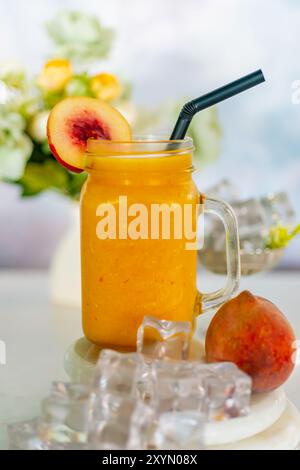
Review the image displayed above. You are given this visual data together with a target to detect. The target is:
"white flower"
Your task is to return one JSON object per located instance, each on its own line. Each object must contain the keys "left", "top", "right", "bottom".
{"left": 0, "top": 80, "right": 16, "bottom": 105}
{"left": 0, "top": 62, "right": 41, "bottom": 118}
{"left": 0, "top": 108, "right": 33, "bottom": 180}
{"left": 0, "top": 62, "right": 26, "bottom": 90}
{"left": 27, "top": 111, "right": 50, "bottom": 143}
{"left": 46, "top": 11, "right": 113, "bottom": 64}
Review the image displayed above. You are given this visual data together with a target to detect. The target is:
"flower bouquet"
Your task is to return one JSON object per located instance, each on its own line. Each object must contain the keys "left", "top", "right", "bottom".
{"left": 0, "top": 10, "right": 134, "bottom": 200}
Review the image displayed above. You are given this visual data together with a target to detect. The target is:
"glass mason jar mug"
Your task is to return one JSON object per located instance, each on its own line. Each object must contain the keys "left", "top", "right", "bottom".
{"left": 80, "top": 136, "right": 240, "bottom": 349}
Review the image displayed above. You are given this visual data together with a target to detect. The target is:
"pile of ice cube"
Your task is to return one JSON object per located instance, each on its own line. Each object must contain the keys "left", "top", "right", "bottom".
{"left": 206, "top": 179, "right": 295, "bottom": 252}
{"left": 8, "top": 317, "right": 252, "bottom": 450}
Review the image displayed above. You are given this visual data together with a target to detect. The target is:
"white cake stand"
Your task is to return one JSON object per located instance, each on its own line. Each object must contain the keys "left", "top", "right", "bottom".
{"left": 64, "top": 338, "right": 300, "bottom": 450}
{"left": 209, "top": 400, "right": 300, "bottom": 450}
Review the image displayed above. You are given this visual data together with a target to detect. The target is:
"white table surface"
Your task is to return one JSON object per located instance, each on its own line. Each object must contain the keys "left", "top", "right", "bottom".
{"left": 0, "top": 269, "right": 299, "bottom": 450}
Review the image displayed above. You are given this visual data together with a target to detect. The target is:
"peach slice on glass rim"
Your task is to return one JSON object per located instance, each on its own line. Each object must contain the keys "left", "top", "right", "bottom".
{"left": 47, "top": 96, "right": 132, "bottom": 173}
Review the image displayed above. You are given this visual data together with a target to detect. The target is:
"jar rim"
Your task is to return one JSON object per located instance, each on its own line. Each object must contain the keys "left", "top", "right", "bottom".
{"left": 86, "top": 135, "right": 193, "bottom": 157}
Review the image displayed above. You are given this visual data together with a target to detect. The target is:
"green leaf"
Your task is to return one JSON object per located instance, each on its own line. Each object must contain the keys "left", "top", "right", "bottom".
{"left": 17, "top": 159, "right": 69, "bottom": 196}
{"left": 290, "top": 224, "right": 300, "bottom": 239}
{"left": 65, "top": 74, "right": 93, "bottom": 97}
{"left": 27, "top": 143, "right": 49, "bottom": 164}
{"left": 42, "top": 90, "right": 65, "bottom": 110}
{"left": 41, "top": 141, "right": 52, "bottom": 155}
{"left": 265, "top": 223, "right": 300, "bottom": 249}
{"left": 66, "top": 172, "right": 87, "bottom": 200}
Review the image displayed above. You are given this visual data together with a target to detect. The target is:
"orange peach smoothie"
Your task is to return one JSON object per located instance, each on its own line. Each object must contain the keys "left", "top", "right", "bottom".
{"left": 80, "top": 141, "right": 199, "bottom": 349}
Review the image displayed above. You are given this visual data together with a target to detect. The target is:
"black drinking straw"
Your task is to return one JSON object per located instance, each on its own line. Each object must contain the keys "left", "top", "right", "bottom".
{"left": 170, "top": 69, "right": 265, "bottom": 140}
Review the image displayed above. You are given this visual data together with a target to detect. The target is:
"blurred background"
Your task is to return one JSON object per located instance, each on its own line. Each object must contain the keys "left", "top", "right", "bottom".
{"left": 0, "top": 0, "right": 300, "bottom": 271}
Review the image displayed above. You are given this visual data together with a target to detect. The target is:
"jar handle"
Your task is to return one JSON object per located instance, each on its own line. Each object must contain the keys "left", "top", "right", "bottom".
{"left": 196, "top": 196, "right": 240, "bottom": 314}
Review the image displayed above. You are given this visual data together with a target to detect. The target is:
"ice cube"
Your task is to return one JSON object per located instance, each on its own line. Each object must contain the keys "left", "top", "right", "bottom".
{"left": 260, "top": 191, "right": 295, "bottom": 227}
{"left": 153, "top": 411, "right": 204, "bottom": 450}
{"left": 93, "top": 349, "right": 154, "bottom": 402}
{"left": 152, "top": 361, "right": 206, "bottom": 414}
{"left": 201, "top": 362, "right": 252, "bottom": 420}
{"left": 89, "top": 398, "right": 154, "bottom": 450}
{"left": 137, "top": 316, "right": 191, "bottom": 361}
{"left": 206, "top": 198, "right": 267, "bottom": 251}
{"left": 90, "top": 349, "right": 155, "bottom": 449}
{"left": 40, "top": 382, "right": 92, "bottom": 446}
{"left": 8, "top": 418, "right": 45, "bottom": 450}
{"left": 152, "top": 361, "right": 251, "bottom": 420}
{"left": 205, "top": 191, "right": 295, "bottom": 252}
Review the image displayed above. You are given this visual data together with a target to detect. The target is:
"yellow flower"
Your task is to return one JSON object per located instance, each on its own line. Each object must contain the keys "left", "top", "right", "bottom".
{"left": 37, "top": 59, "right": 73, "bottom": 92}
{"left": 90, "top": 73, "right": 122, "bottom": 102}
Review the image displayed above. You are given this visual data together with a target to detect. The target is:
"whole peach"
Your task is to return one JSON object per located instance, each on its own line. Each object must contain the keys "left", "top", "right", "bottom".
{"left": 205, "top": 291, "right": 296, "bottom": 393}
